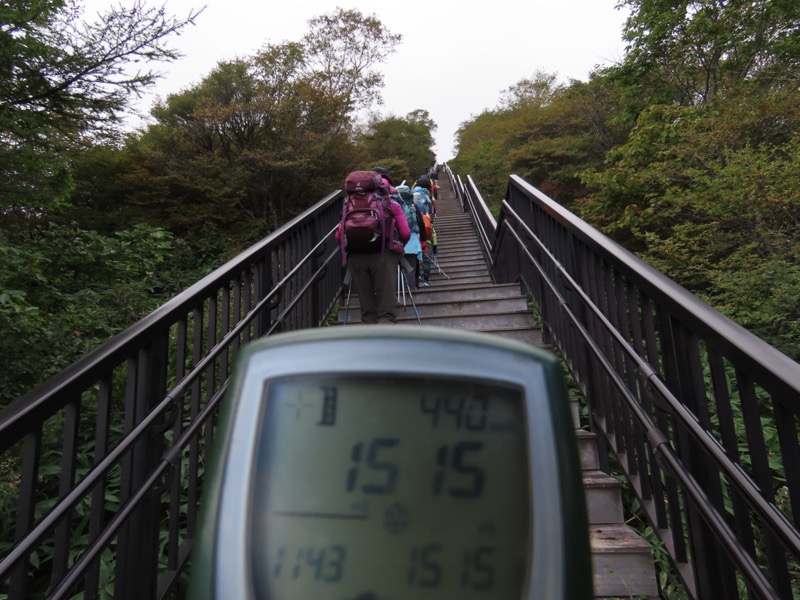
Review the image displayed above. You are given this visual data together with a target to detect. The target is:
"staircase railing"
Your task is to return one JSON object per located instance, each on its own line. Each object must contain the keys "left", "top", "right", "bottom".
{"left": 447, "top": 166, "right": 800, "bottom": 600}
{"left": 6, "top": 164, "right": 800, "bottom": 600}
{"left": 0, "top": 191, "right": 345, "bottom": 600}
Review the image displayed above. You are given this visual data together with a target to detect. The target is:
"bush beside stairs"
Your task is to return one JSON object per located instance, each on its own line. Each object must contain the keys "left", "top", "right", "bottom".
{"left": 337, "top": 177, "right": 659, "bottom": 599}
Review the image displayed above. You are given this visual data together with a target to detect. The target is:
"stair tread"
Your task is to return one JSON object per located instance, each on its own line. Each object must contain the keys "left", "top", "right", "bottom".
{"left": 590, "top": 524, "right": 652, "bottom": 552}
{"left": 583, "top": 470, "right": 623, "bottom": 488}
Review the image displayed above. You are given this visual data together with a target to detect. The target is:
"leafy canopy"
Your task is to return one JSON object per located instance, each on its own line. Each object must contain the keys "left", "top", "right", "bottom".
{"left": 0, "top": 0, "right": 200, "bottom": 209}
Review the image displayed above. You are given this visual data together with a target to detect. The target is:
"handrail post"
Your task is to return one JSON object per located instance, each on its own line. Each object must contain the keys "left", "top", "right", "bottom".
{"left": 115, "top": 334, "right": 168, "bottom": 600}
{"left": 310, "top": 215, "right": 321, "bottom": 326}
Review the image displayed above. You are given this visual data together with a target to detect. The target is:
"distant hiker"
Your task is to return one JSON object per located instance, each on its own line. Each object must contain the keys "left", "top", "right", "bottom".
{"left": 414, "top": 173, "right": 437, "bottom": 215}
{"left": 396, "top": 184, "right": 426, "bottom": 290}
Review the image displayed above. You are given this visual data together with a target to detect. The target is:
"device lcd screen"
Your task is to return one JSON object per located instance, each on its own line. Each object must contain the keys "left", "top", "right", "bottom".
{"left": 248, "top": 374, "right": 531, "bottom": 599}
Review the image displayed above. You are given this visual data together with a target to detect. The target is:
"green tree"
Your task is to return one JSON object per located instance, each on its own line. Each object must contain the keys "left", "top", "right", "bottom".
{"left": 577, "top": 88, "right": 800, "bottom": 358}
{"left": 498, "top": 69, "right": 563, "bottom": 110}
{"left": 302, "top": 8, "right": 402, "bottom": 117}
{"left": 616, "top": 0, "right": 800, "bottom": 106}
{"left": 452, "top": 71, "right": 628, "bottom": 206}
{"left": 451, "top": 109, "right": 515, "bottom": 206}
{"left": 504, "top": 72, "right": 629, "bottom": 203}
{"left": 362, "top": 111, "right": 436, "bottom": 181}
{"left": 0, "top": 222, "right": 196, "bottom": 405}
{"left": 0, "top": 0, "right": 200, "bottom": 210}
{"left": 127, "top": 8, "right": 401, "bottom": 238}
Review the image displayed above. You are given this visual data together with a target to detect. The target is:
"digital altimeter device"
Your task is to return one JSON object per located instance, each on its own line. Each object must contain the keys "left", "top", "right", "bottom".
{"left": 189, "top": 326, "right": 592, "bottom": 599}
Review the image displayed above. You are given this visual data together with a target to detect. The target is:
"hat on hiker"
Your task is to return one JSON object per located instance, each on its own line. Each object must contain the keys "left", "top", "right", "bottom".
{"left": 372, "top": 166, "right": 393, "bottom": 185}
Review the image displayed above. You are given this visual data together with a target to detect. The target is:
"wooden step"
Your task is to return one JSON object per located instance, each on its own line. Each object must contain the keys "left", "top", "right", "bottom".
{"left": 482, "top": 327, "right": 543, "bottom": 345}
{"left": 427, "top": 254, "right": 486, "bottom": 267}
{"left": 583, "top": 470, "right": 624, "bottom": 525}
{"left": 410, "top": 282, "right": 522, "bottom": 303}
{"left": 424, "top": 263, "right": 489, "bottom": 278}
{"left": 344, "top": 295, "right": 528, "bottom": 320}
{"left": 590, "top": 524, "right": 660, "bottom": 598}
{"left": 341, "top": 307, "right": 537, "bottom": 330}
{"left": 425, "top": 274, "right": 494, "bottom": 287}
{"left": 576, "top": 429, "right": 601, "bottom": 471}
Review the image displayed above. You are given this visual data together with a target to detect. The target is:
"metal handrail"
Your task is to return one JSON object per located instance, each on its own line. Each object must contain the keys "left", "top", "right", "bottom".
{"left": 496, "top": 199, "right": 798, "bottom": 598}
{"left": 453, "top": 167, "right": 800, "bottom": 600}
{"left": 446, "top": 169, "right": 496, "bottom": 281}
{"left": 4, "top": 163, "right": 800, "bottom": 600}
{"left": 0, "top": 190, "right": 346, "bottom": 599}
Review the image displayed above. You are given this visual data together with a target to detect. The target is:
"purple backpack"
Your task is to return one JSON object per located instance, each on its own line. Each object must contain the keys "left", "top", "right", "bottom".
{"left": 339, "top": 171, "right": 395, "bottom": 263}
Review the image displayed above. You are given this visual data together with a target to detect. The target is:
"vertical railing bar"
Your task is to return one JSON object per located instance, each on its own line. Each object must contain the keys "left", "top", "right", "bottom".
{"left": 641, "top": 294, "right": 672, "bottom": 520}
{"left": 707, "top": 352, "right": 757, "bottom": 562}
{"left": 627, "top": 283, "right": 651, "bottom": 499}
{"left": 736, "top": 372, "right": 775, "bottom": 500}
{"left": 582, "top": 251, "right": 604, "bottom": 412}
{"left": 302, "top": 226, "right": 310, "bottom": 328}
{"left": 290, "top": 233, "right": 298, "bottom": 330}
{"left": 51, "top": 398, "right": 81, "bottom": 586}
{"left": 232, "top": 273, "right": 242, "bottom": 355}
{"left": 206, "top": 295, "right": 218, "bottom": 400}
{"left": 603, "top": 262, "right": 626, "bottom": 450}
{"left": 185, "top": 305, "right": 204, "bottom": 558}
{"left": 253, "top": 255, "right": 265, "bottom": 337}
{"left": 167, "top": 391, "right": 184, "bottom": 573}
{"left": 640, "top": 293, "right": 661, "bottom": 374}
{"left": 114, "top": 356, "right": 138, "bottom": 596}
{"left": 220, "top": 285, "right": 231, "bottom": 390}
{"left": 595, "top": 257, "right": 617, "bottom": 437}
{"left": 176, "top": 319, "right": 187, "bottom": 385}
{"left": 653, "top": 306, "right": 690, "bottom": 565}
{"left": 584, "top": 250, "right": 612, "bottom": 470}
{"left": 245, "top": 265, "right": 254, "bottom": 341}
{"left": 772, "top": 401, "right": 800, "bottom": 525}
{"left": 736, "top": 372, "right": 792, "bottom": 597}
{"left": 645, "top": 424, "right": 668, "bottom": 529}
{"left": 614, "top": 272, "right": 637, "bottom": 475}
{"left": 685, "top": 331, "right": 739, "bottom": 599}
{"left": 85, "top": 376, "right": 113, "bottom": 597}
{"left": 9, "top": 429, "right": 43, "bottom": 599}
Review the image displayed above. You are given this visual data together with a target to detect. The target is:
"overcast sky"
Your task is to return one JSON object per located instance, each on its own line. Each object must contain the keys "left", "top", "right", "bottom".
{"left": 94, "top": 0, "right": 631, "bottom": 160}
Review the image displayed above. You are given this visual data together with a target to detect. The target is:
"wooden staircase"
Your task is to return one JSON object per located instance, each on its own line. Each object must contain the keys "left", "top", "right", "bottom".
{"left": 338, "top": 176, "right": 659, "bottom": 599}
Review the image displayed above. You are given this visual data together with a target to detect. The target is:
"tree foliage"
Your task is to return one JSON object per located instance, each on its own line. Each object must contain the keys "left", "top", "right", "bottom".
{"left": 302, "top": 8, "right": 401, "bottom": 116}
{"left": 576, "top": 91, "right": 800, "bottom": 357}
{"left": 451, "top": 0, "right": 800, "bottom": 359}
{"left": 576, "top": 0, "right": 800, "bottom": 359}
{"left": 452, "top": 70, "right": 628, "bottom": 206}
{"left": 0, "top": 221, "right": 200, "bottom": 405}
{"left": 0, "top": 0, "right": 199, "bottom": 209}
{"left": 119, "top": 7, "right": 403, "bottom": 238}
{"left": 1, "top": 5, "right": 414, "bottom": 402}
{"left": 617, "top": 0, "right": 800, "bottom": 105}
{"left": 361, "top": 110, "right": 436, "bottom": 182}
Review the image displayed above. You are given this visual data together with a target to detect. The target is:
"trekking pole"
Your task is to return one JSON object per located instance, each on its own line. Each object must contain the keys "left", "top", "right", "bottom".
{"left": 342, "top": 269, "right": 353, "bottom": 325}
{"left": 396, "top": 263, "right": 407, "bottom": 306}
{"left": 398, "top": 258, "right": 422, "bottom": 325}
{"left": 425, "top": 252, "right": 451, "bottom": 279}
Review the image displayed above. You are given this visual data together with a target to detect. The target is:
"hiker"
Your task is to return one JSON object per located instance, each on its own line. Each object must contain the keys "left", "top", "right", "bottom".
{"left": 412, "top": 191, "right": 433, "bottom": 287}
{"left": 396, "top": 184, "right": 426, "bottom": 290}
{"left": 336, "top": 170, "right": 411, "bottom": 324}
{"left": 414, "top": 173, "right": 437, "bottom": 215}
